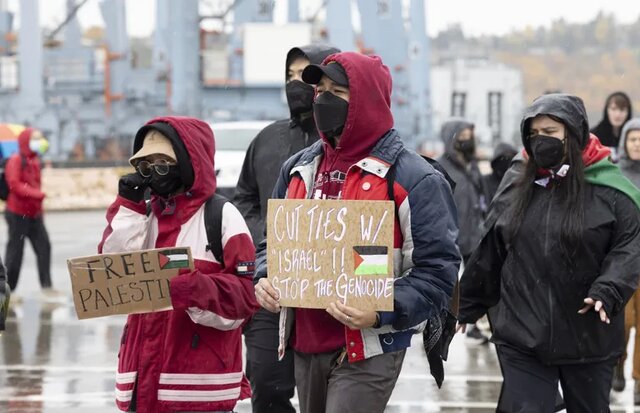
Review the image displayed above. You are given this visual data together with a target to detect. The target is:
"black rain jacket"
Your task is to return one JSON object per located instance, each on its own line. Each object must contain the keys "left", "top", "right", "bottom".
{"left": 233, "top": 44, "right": 339, "bottom": 244}
{"left": 459, "top": 94, "right": 640, "bottom": 364}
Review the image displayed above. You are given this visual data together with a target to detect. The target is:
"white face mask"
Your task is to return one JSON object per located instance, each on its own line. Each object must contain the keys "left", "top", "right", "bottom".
{"left": 29, "top": 138, "right": 49, "bottom": 155}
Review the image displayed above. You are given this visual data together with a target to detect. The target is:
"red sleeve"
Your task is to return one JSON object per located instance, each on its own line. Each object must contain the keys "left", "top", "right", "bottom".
{"left": 5, "top": 156, "right": 44, "bottom": 200}
{"left": 170, "top": 232, "right": 259, "bottom": 320}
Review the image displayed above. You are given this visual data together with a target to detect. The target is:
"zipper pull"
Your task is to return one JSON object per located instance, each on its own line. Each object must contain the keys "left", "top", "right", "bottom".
{"left": 336, "top": 348, "right": 347, "bottom": 365}
{"left": 191, "top": 333, "right": 200, "bottom": 349}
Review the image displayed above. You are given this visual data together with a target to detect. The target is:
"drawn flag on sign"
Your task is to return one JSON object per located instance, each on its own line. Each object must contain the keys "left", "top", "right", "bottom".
{"left": 353, "top": 246, "right": 389, "bottom": 275}
{"left": 159, "top": 249, "right": 190, "bottom": 270}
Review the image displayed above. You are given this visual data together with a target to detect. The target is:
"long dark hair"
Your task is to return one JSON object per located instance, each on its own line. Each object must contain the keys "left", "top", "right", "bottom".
{"left": 507, "top": 120, "right": 586, "bottom": 262}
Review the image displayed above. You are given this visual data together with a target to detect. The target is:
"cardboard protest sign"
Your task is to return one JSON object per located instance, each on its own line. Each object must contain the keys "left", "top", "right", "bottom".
{"left": 266, "top": 199, "right": 395, "bottom": 311}
{"left": 67, "top": 247, "right": 194, "bottom": 320}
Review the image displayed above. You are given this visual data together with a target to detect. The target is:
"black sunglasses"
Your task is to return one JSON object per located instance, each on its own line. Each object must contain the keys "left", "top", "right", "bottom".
{"left": 136, "top": 159, "right": 176, "bottom": 177}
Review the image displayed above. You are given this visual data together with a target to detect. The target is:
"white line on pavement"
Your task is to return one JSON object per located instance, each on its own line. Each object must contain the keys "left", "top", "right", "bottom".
{"left": 0, "top": 365, "right": 505, "bottom": 383}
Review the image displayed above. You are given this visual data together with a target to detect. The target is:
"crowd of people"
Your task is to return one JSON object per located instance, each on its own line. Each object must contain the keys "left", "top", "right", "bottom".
{"left": 3, "top": 43, "right": 640, "bottom": 413}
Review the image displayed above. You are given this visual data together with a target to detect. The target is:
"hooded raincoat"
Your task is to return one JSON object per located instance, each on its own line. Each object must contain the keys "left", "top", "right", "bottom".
{"left": 436, "top": 120, "right": 486, "bottom": 257}
{"left": 99, "top": 117, "right": 259, "bottom": 413}
{"left": 619, "top": 118, "right": 640, "bottom": 188}
{"left": 5, "top": 128, "right": 45, "bottom": 218}
{"left": 459, "top": 94, "right": 640, "bottom": 364}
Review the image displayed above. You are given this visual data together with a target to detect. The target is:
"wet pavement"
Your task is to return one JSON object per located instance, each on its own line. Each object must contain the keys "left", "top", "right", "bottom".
{"left": 0, "top": 210, "right": 638, "bottom": 412}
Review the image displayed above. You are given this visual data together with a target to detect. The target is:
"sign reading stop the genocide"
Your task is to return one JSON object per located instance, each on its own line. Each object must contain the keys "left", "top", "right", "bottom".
{"left": 266, "top": 199, "right": 395, "bottom": 311}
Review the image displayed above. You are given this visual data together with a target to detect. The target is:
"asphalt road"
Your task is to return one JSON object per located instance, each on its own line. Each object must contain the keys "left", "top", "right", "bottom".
{"left": 0, "top": 210, "right": 637, "bottom": 412}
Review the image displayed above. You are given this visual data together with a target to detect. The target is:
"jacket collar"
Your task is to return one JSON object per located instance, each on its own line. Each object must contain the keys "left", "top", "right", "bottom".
{"left": 290, "top": 129, "right": 404, "bottom": 178}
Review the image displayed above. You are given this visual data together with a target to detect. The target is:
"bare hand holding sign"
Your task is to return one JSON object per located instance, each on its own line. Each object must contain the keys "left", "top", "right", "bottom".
{"left": 266, "top": 199, "right": 395, "bottom": 311}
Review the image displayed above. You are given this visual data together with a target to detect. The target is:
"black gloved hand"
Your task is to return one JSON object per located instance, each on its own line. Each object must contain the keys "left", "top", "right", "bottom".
{"left": 118, "top": 173, "right": 149, "bottom": 203}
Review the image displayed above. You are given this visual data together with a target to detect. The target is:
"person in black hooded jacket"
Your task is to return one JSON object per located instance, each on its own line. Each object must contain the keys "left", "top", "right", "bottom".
{"left": 235, "top": 44, "right": 339, "bottom": 413}
{"left": 436, "top": 119, "right": 490, "bottom": 344}
{"left": 482, "top": 142, "right": 518, "bottom": 201}
{"left": 459, "top": 93, "right": 640, "bottom": 412}
{"left": 591, "top": 91, "right": 632, "bottom": 159}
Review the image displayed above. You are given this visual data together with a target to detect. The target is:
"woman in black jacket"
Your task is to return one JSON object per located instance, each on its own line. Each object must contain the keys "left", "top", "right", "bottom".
{"left": 459, "top": 93, "right": 640, "bottom": 412}
{"left": 591, "top": 91, "right": 632, "bottom": 159}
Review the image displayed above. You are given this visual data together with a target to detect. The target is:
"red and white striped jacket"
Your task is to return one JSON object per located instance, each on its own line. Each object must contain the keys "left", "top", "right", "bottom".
{"left": 99, "top": 117, "right": 259, "bottom": 413}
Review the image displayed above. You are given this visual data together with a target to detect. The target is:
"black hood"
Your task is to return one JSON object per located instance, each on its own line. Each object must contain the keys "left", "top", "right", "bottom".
{"left": 285, "top": 44, "right": 340, "bottom": 124}
{"left": 491, "top": 142, "right": 518, "bottom": 169}
{"left": 440, "top": 118, "right": 475, "bottom": 159}
{"left": 521, "top": 94, "right": 590, "bottom": 157}
{"left": 285, "top": 44, "right": 340, "bottom": 81}
{"left": 492, "top": 143, "right": 518, "bottom": 161}
{"left": 591, "top": 91, "right": 633, "bottom": 148}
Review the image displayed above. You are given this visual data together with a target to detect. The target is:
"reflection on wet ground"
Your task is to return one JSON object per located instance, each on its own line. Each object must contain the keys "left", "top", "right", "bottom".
{"left": 0, "top": 211, "right": 638, "bottom": 412}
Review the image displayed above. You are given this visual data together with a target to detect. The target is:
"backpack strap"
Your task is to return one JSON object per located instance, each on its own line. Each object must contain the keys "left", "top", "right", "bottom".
{"left": 204, "top": 193, "right": 229, "bottom": 267}
{"left": 386, "top": 162, "right": 399, "bottom": 217}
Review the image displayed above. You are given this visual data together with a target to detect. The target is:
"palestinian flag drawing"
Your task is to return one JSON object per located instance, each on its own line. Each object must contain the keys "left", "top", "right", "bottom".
{"left": 159, "top": 249, "right": 191, "bottom": 270}
{"left": 353, "top": 246, "right": 389, "bottom": 276}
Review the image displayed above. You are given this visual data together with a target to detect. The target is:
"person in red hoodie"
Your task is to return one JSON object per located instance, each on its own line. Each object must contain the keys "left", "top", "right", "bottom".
{"left": 254, "top": 53, "right": 460, "bottom": 413}
{"left": 99, "top": 117, "right": 259, "bottom": 413}
{"left": 4, "top": 128, "right": 55, "bottom": 296}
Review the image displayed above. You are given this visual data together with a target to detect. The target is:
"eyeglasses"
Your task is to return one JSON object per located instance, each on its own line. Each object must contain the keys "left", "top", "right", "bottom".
{"left": 136, "top": 159, "right": 176, "bottom": 177}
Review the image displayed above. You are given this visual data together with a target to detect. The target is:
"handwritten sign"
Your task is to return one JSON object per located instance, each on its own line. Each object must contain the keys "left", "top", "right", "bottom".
{"left": 266, "top": 199, "right": 394, "bottom": 311}
{"left": 67, "top": 247, "right": 194, "bottom": 319}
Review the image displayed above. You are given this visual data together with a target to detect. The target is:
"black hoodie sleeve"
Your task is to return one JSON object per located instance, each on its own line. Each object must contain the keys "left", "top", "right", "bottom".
{"left": 588, "top": 192, "right": 640, "bottom": 317}
{"left": 458, "top": 224, "right": 507, "bottom": 324}
{"left": 233, "top": 138, "right": 263, "bottom": 244}
{"left": 254, "top": 152, "right": 301, "bottom": 283}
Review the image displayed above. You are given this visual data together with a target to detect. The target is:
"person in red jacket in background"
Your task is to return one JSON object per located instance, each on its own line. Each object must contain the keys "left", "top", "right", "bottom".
{"left": 4, "top": 128, "right": 57, "bottom": 297}
{"left": 99, "top": 117, "right": 259, "bottom": 413}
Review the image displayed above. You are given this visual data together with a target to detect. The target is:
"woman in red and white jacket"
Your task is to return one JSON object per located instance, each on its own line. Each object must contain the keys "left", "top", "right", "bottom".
{"left": 99, "top": 116, "right": 259, "bottom": 413}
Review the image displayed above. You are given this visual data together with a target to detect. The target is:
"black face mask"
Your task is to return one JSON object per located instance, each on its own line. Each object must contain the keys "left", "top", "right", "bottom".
{"left": 149, "top": 166, "right": 183, "bottom": 197}
{"left": 530, "top": 135, "right": 565, "bottom": 169}
{"left": 492, "top": 157, "right": 512, "bottom": 178}
{"left": 313, "top": 92, "right": 349, "bottom": 140}
{"left": 286, "top": 80, "right": 315, "bottom": 117}
{"left": 455, "top": 139, "right": 476, "bottom": 161}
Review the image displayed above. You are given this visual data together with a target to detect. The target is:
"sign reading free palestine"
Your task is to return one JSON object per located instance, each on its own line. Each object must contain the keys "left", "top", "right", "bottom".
{"left": 67, "top": 247, "right": 194, "bottom": 320}
{"left": 266, "top": 199, "right": 395, "bottom": 311}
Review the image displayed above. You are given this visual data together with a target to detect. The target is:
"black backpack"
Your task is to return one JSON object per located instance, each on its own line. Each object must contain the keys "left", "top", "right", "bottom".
{"left": 145, "top": 192, "right": 229, "bottom": 267}
{"left": 203, "top": 193, "right": 230, "bottom": 267}
{"left": 0, "top": 155, "right": 26, "bottom": 201}
{"left": 385, "top": 154, "right": 458, "bottom": 388}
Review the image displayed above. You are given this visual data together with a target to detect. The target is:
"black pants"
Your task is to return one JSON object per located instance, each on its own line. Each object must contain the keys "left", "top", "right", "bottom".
{"left": 496, "top": 344, "right": 615, "bottom": 413}
{"left": 5, "top": 211, "right": 52, "bottom": 291}
{"left": 244, "top": 308, "right": 296, "bottom": 413}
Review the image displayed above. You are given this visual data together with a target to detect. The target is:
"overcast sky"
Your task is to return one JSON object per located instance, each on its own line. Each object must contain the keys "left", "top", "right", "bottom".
{"left": 7, "top": 0, "right": 640, "bottom": 38}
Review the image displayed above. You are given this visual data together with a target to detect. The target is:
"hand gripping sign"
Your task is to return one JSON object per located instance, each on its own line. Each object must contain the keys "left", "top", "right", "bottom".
{"left": 266, "top": 199, "right": 395, "bottom": 311}
{"left": 67, "top": 247, "right": 194, "bottom": 319}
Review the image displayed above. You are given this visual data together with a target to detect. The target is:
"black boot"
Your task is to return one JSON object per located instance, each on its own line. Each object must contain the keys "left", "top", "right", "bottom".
{"left": 612, "top": 364, "right": 625, "bottom": 392}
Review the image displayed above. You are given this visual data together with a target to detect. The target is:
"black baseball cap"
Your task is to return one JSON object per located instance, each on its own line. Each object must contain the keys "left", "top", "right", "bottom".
{"left": 302, "top": 61, "right": 349, "bottom": 86}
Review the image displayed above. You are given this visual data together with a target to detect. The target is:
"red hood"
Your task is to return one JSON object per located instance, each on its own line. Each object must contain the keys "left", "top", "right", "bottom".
{"left": 318, "top": 52, "right": 394, "bottom": 161}
{"left": 141, "top": 116, "right": 216, "bottom": 206}
{"left": 523, "top": 134, "right": 611, "bottom": 175}
{"left": 18, "top": 127, "right": 36, "bottom": 158}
